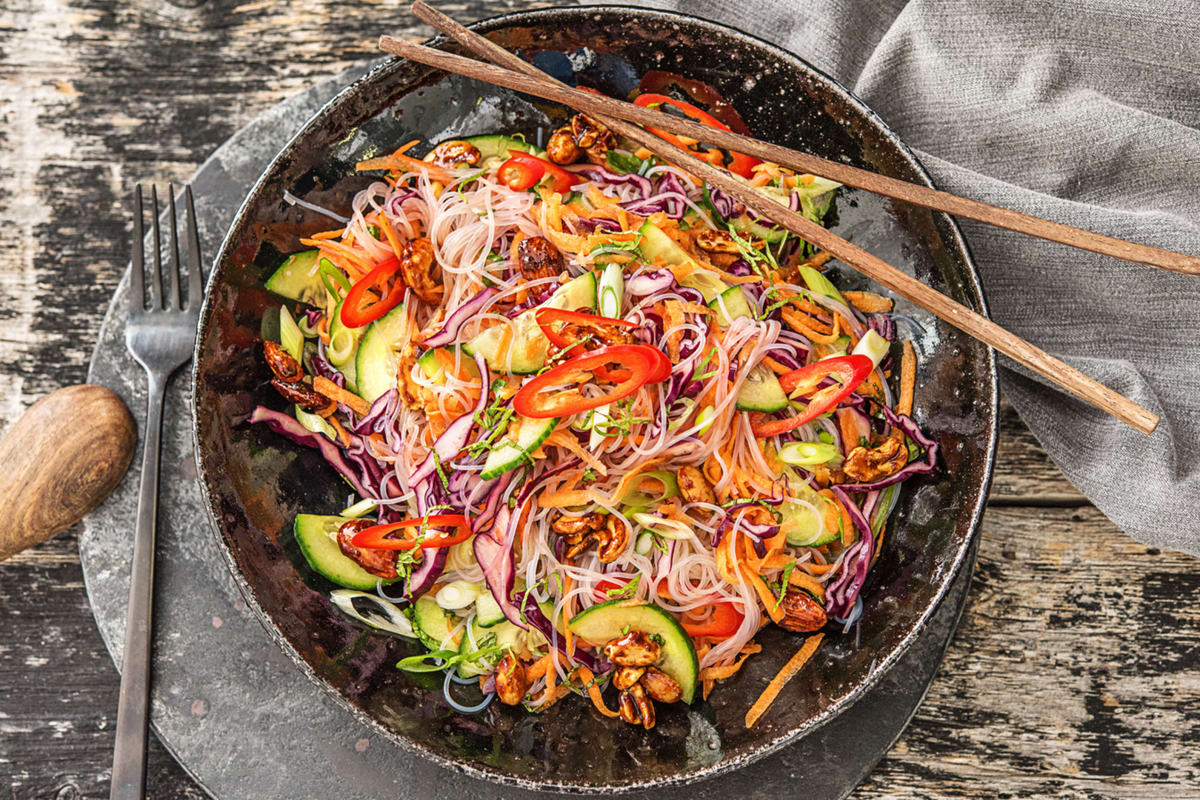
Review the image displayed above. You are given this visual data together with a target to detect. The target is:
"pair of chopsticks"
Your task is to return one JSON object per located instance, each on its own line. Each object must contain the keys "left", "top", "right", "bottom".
{"left": 381, "top": 2, "right": 1182, "bottom": 434}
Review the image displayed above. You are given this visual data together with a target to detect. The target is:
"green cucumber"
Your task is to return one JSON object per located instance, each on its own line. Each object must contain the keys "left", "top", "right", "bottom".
{"left": 424, "top": 134, "right": 545, "bottom": 170}
{"left": 480, "top": 414, "right": 558, "bottom": 481}
{"left": 293, "top": 514, "right": 398, "bottom": 591}
{"left": 736, "top": 364, "right": 789, "bottom": 413}
{"left": 638, "top": 222, "right": 735, "bottom": 304}
{"left": 411, "top": 595, "right": 465, "bottom": 651}
{"left": 264, "top": 250, "right": 325, "bottom": 306}
{"left": 568, "top": 599, "right": 699, "bottom": 704}
{"left": 709, "top": 285, "right": 753, "bottom": 327}
{"left": 463, "top": 271, "right": 597, "bottom": 374}
{"left": 780, "top": 483, "right": 840, "bottom": 547}
{"left": 474, "top": 590, "right": 507, "bottom": 628}
{"left": 355, "top": 304, "right": 409, "bottom": 403}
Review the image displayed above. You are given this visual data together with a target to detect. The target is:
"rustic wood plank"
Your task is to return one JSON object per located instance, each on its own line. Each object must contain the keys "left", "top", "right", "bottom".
{"left": 0, "top": 0, "right": 1188, "bottom": 797}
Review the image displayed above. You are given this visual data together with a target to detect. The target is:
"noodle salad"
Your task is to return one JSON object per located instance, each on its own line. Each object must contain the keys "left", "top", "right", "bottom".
{"left": 253, "top": 105, "right": 937, "bottom": 728}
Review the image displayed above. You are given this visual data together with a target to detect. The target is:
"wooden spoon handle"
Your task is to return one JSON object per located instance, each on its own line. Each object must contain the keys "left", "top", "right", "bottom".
{"left": 0, "top": 385, "right": 136, "bottom": 560}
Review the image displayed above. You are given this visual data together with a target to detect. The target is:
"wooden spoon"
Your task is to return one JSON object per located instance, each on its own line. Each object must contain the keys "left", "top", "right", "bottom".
{"left": 0, "top": 385, "right": 136, "bottom": 560}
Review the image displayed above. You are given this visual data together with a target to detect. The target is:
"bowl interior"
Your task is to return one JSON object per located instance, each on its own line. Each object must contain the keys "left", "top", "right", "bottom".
{"left": 193, "top": 6, "right": 996, "bottom": 791}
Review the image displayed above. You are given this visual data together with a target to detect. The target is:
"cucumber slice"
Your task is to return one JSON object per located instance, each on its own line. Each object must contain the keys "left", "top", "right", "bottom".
{"left": 264, "top": 250, "right": 324, "bottom": 305}
{"left": 736, "top": 364, "right": 789, "bottom": 413}
{"left": 780, "top": 482, "right": 840, "bottom": 547}
{"left": 416, "top": 346, "right": 480, "bottom": 384}
{"left": 294, "top": 405, "right": 337, "bottom": 441}
{"left": 568, "top": 599, "right": 699, "bottom": 704}
{"left": 463, "top": 271, "right": 597, "bottom": 374}
{"left": 411, "top": 595, "right": 465, "bottom": 651}
{"left": 475, "top": 590, "right": 506, "bottom": 628}
{"left": 327, "top": 298, "right": 365, "bottom": 392}
{"left": 480, "top": 414, "right": 558, "bottom": 481}
{"left": 799, "top": 265, "right": 847, "bottom": 307}
{"left": 293, "top": 514, "right": 398, "bottom": 591}
{"left": 355, "top": 303, "right": 409, "bottom": 403}
{"left": 709, "top": 285, "right": 754, "bottom": 326}
{"left": 638, "top": 220, "right": 702, "bottom": 269}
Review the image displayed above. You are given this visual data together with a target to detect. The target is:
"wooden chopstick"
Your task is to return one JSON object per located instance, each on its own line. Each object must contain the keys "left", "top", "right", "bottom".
{"left": 383, "top": 7, "right": 1160, "bottom": 434}
{"left": 403, "top": 5, "right": 1199, "bottom": 278}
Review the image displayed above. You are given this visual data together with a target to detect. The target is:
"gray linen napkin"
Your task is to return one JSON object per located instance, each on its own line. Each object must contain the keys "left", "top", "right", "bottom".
{"left": 593, "top": 0, "right": 1200, "bottom": 554}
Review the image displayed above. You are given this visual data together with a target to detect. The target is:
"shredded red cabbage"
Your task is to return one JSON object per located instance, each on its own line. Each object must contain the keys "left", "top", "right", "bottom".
{"left": 248, "top": 406, "right": 374, "bottom": 498}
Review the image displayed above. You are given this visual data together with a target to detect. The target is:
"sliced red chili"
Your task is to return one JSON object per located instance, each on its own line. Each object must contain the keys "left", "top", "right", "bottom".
{"left": 752, "top": 354, "right": 874, "bottom": 438}
{"left": 350, "top": 514, "right": 471, "bottom": 551}
{"left": 512, "top": 344, "right": 666, "bottom": 419}
{"left": 681, "top": 601, "right": 744, "bottom": 639}
{"left": 534, "top": 307, "right": 638, "bottom": 356}
{"left": 339, "top": 255, "right": 405, "bottom": 328}
{"left": 497, "top": 151, "right": 581, "bottom": 194}
{"left": 633, "top": 93, "right": 760, "bottom": 178}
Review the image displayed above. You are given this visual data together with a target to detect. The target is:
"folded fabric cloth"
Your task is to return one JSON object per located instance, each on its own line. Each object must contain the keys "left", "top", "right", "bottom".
{"left": 595, "top": 0, "right": 1200, "bottom": 555}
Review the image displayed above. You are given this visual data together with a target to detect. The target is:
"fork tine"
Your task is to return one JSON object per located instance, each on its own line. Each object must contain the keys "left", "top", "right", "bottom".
{"left": 129, "top": 186, "right": 145, "bottom": 313}
{"left": 149, "top": 186, "right": 163, "bottom": 310}
{"left": 166, "top": 183, "right": 181, "bottom": 310}
{"left": 185, "top": 185, "right": 203, "bottom": 310}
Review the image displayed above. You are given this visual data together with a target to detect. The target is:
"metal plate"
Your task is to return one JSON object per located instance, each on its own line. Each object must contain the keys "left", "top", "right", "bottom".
{"left": 84, "top": 7, "right": 993, "bottom": 798}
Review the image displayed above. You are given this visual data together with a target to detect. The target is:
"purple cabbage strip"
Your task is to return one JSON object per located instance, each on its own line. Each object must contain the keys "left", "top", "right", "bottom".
{"left": 248, "top": 406, "right": 373, "bottom": 499}
{"left": 406, "top": 547, "right": 448, "bottom": 599}
{"left": 869, "top": 314, "right": 896, "bottom": 342}
{"left": 471, "top": 472, "right": 513, "bottom": 535}
{"left": 573, "top": 216, "right": 621, "bottom": 233}
{"left": 409, "top": 352, "right": 489, "bottom": 488}
{"left": 838, "top": 408, "right": 939, "bottom": 492}
{"left": 511, "top": 590, "right": 606, "bottom": 673}
{"left": 708, "top": 187, "right": 743, "bottom": 220}
{"left": 311, "top": 340, "right": 344, "bottom": 385}
{"left": 626, "top": 269, "right": 675, "bottom": 296}
{"left": 423, "top": 287, "right": 497, "bottom": 347}
{"left": 569, "top": 165, "right": 653, "bottom": 196}
{"left": 353, "top": 389, "right": 398, "bottom": 434}
{"left": 473, "top": 505, "right": 525, "bottom": 629}
{"left": 827, "top": 486, "right": 877, "bottom": 617}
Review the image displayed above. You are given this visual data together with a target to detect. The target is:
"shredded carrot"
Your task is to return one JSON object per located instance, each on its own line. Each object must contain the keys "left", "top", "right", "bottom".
{"left": 796, "top": 560, "right": 837, "bottom": 576}
{"left": 787, "top": 570, "right": 826, "bottom": 602}
{"left": 842, "top": 290, "right": 894, "bottom": 313}
{"left": 801, "top": 251, "right": 834, "bottom": 269}
{"left": 574, "top": 667, "right": 620, "bottom": 718}
{"left": 300, "top": 238, "right": 373, "bottom": 273}
{"left": 376, "top": 208, "right": 406, "bottom": 263}
{"left": 818, "top": 489, "right": 855, "bottom": 547}
{"left": 356, "top": 145, "right": 454, "bottom": 182}
{"left": 325, "top": 414, "right": 351, "bottom": 447}
{"left": 745, "top": 633, "right": 825, "bottom": 728}
{"left": 310, "top": 228, "right": 345, "bottom": 241}
{"left": 780, "top": 308, "right": 841, "bottom": 344}
{"left": 313, "top": 376, "right": 372, "bottom": 418}
{"left": 899, "top": 340, "right": 916, "bottom": 416}
{"left": 699, "top": 643, "right": 762, "bottom": 682}
{"left": 747, "top": 571, "right": 784, "bottom": 625}
{"left": 545, "top": 429, "right": 607, "bottom": 475}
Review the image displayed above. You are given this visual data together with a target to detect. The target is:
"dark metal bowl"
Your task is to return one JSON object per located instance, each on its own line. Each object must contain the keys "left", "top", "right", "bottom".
{"left": 192, "top": 6, "right": 997, "bottom": 792}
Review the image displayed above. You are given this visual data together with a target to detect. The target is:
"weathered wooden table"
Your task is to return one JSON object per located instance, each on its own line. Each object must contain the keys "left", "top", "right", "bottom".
{"left": 2, "top": 1, "right": 1196, "bottom": 797}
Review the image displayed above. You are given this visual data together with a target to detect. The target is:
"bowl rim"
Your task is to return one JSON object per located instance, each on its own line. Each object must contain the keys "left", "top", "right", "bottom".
{"left": 191, "top": 4, "right": 998, "bottom": 792}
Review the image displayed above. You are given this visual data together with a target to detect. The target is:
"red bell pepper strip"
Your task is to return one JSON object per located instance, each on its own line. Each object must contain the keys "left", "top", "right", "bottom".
{"left": 751, "top": 354, "right": 874, "bottom": 438}
{"left": 497, "top": 151, "right": 581, "bottom": 194}
{"left": 681, "top": 601, "right": 744, "bottom": 639}
{"left": 339, "top": 255, "right": 405, "bottom": 328}
{"left": 512, "top": 344, "right": 667, "bottom": 419}
{"left": 350, "top": 514, "right": 471, "bottom": 551}
{"left": 633, "top": 93, "right": 760, "bottom": 178}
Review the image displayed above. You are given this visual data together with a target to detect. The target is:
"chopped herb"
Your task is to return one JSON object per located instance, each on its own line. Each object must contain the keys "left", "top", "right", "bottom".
{"left": 817, "top": 431, "right": 835, "bottom": 445}
{"left": 773, "top": 561, "right": 798, "bottom": 612}
{"left": 367, "top": 224, "right": 381, "bottom": 240}
{"left": 581, "top": 467, "right": 598, "bottom": 485}
{"left": 648, "top": 633, "right": 665, "bottom": 646}
{"left": 606, "top": 574, "right": 641, "bottom": 600}
{"left": 606, "top": 149, "right": 659, "bottom": 175}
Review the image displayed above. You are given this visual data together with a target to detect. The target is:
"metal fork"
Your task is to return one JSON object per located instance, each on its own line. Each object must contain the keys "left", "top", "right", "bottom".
{"left": 110, "top": 184, "right": 203, "bottom": 800}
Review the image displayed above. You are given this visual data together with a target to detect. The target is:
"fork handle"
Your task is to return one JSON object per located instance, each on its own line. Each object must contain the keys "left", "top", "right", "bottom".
{"left": 109, "top": 372, "right": 167, "bottom": 800}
